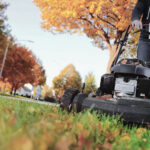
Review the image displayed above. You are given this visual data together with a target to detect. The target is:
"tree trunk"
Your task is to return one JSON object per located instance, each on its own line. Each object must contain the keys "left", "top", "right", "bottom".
{"left": 106, "top": 44, "right": 119, "bottom": 73}
{"left": 14, "top": 89, "right": 16, "bottom": 95}
{"left": 3, "top": 81, "right": 6, "bottom": 93}
{"left": 10, "top": 86, "right": 14, "bottom": 95}
{"left": 14, "top": 84, "right": 18, "bottom": 95}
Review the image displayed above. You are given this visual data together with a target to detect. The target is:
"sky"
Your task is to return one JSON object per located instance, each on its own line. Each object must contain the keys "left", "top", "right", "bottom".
{"left": 5, "top": 0, "right": 109, "bottom": 86}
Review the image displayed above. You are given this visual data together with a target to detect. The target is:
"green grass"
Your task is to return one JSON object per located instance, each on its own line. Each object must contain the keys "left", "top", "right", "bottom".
{"left": 0, "top": 97, "right": 150, "bottom": 150}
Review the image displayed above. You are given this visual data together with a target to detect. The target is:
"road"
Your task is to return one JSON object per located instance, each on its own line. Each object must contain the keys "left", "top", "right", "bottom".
{"left": 0, "top": 95, "right": 60, "bottom": 107}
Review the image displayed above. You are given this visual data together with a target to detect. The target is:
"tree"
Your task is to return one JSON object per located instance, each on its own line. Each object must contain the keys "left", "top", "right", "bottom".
{"left": 0, "top": 1, "right": 15, "bottom": 92}
{"left": 32, "top": 59, "right": 46, "bottom": 86}
{"left": 2, "top": 44, "right": 46, "bottom": 94}
{"left": 52, "top": 64, "right": 82, "bottom": 97}
{"left": 2, "top": 44, "right": 36, "bottom": 94}
{"left": 33, "top": 0, "right": 137, "bottom": 72}
{"left": 41, "top": 84, "right": 53, "bottom": 99}
{"left": 0, "top": 80, "right": 11, "bottom": 93}
{"left": 84, "top": 72, "right": 97, "bottom": 95}
{"left": 0, "top": 1, "right": 10, "bottom": 51}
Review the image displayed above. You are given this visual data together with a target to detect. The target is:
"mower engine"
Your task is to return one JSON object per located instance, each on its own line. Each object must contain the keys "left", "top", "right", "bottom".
{"left": 99, "top": 74, "right": 138, "bottom": 98}
{"left": 99, "top": 60, "right": 150, "bottom": 99}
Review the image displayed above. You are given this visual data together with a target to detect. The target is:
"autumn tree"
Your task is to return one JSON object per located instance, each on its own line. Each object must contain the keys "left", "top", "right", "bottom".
{"left": 0, "top": 1, "right": 17, "bottom": 93}
{"left": 52, "top": 64, "right": 82, "bottom": 97}
{"left": 84, "top": 72, "right": 97, "bottom": 95}
{"left": 0, "top": 80, "right": 11, "bottom": 93}
{"left": 42, "top": 84, "right": 53, "bottom": 99}
{"left": 0, "top": 1, "right": 10, "bottom": 51}
{"left": 2, "top": 44, "right": 46, "bottom": 94}
{"left": 33, "top": 0, "right": 137, "bottom": 72}
{"left": 32, "top": 58, "right": 46, "bottom": 86}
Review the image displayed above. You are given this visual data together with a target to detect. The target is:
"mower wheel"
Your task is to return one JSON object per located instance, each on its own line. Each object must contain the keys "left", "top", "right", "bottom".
{"left": 96, "top": 87, "right": 103, "bottom": 96}
{"left": 60, "top": 88, "right": 80, "bottom": 111}
{"left": 72, "top": 93, "right": 88, "bottom": 112}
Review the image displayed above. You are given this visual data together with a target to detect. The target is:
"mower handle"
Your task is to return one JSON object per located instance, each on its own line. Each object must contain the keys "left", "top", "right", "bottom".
{"left": 133, "top": 23, "right": 150, "bottom": 34}
{"left": 112, "top": 25, "right": 131, "bottom": 67}
{"left": 133, "top": 29, "right": 150, "bottom": 34}
{"left": 112, "top": 25, "right": 150, "bottom": 68}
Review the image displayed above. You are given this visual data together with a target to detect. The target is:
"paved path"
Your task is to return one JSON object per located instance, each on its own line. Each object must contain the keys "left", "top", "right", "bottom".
{"left": 0, "top": 95, "right": 60, "bottom": 107}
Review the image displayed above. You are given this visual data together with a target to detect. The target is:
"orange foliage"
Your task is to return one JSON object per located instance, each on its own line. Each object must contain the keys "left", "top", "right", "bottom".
{"left": 33, "top": 0, "right": 135, "bottom": 34}
{"left": 0, "top": 80, "right": 11, "bottom": 93}
{"left": 32, "top": 62, "right": 46, "bottom": 86}
{"left": 1, "top": 44, "right": 46, "bottom": 93}
{"left": 33, "top": 0, "right": 137, "bottom": 71}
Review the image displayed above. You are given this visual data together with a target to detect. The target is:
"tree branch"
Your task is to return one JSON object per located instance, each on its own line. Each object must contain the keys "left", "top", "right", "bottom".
{"left": 97, "top": 15, "right": 116, "bottom": 28}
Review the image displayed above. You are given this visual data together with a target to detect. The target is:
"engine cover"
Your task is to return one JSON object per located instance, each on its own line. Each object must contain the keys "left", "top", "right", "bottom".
{"left": 114, "top": 78, "right": 137, "bottom": 98}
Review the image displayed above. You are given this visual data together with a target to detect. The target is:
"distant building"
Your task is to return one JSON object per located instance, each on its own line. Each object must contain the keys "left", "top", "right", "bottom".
{"left": 34, "top": 85, "right": 43, "bottom": 100}
{"left": 16, "top": 84, "right": 43, "bottom": 99}
{"left": 16, "top": 83, "right": 33, "bottom": 97}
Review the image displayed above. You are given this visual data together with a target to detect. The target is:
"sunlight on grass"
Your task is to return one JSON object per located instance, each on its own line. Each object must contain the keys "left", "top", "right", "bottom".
{"left": 0, "top": 97, "right": 150, "bottom": 150}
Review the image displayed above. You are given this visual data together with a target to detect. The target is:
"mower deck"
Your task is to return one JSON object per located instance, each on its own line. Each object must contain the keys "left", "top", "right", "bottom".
{"left": 79, "top": 96, "right": 150, "bottom": 124}
{"left": 60, "top": 89, "right": 150, "bottom": 125}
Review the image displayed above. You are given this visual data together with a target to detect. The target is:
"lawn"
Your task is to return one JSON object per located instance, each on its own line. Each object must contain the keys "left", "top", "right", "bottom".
{"left": 0, "top": 97, "right": 150, "bottom": 150}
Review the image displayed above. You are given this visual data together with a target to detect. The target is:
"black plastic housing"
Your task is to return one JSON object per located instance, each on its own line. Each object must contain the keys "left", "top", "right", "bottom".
{"left": 100, "top": 74, "right": 115, "bottom": 95}
{"left": 111, "top": 64, "right": 150, "bottom": 78}
{"left": 137, "top": 78, "right": 150, "bottom": 97}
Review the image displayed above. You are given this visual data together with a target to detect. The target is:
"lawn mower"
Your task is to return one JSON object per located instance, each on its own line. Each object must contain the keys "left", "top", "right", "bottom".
{"left": 60, "top": 25, "right": 150, "bottom": 125}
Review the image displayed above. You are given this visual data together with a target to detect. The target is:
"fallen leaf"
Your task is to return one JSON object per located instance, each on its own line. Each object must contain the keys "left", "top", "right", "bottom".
{"left": 55, "top": 136, "right": 73, "bottom": 150}
{"left": 7, "top": 136, "right": 33, "bottom": 150}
